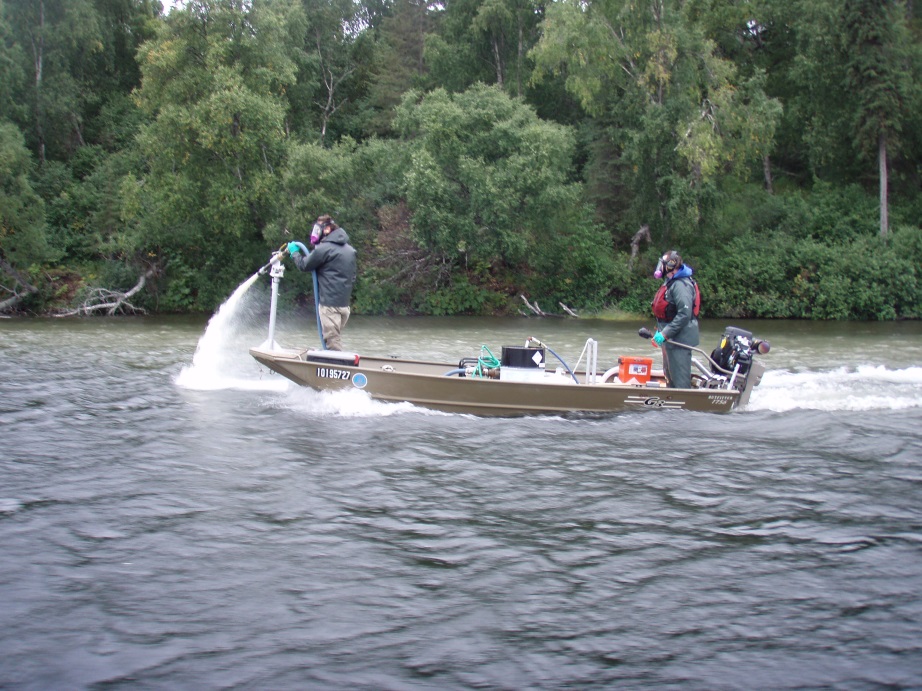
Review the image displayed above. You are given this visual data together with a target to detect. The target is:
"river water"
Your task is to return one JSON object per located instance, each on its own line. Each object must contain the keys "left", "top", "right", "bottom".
{"left": 2, "top": 283, "right": 922, "bottom": 689}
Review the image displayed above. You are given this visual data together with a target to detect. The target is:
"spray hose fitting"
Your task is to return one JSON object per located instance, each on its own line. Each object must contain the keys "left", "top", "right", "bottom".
{"left": 257, "top": 244, "right": 292, "bottom": 275}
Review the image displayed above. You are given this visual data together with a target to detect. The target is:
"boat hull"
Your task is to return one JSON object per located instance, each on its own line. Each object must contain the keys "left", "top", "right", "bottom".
{"left": 249, "top": 347, "right": 745, "bottom": 416}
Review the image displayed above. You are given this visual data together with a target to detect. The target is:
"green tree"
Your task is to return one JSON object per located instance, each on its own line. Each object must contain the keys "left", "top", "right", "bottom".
{"left": 531, "top": 0, "right": 781, "bottom": 246}
{"left": 0, "top": 0, "right": 156, "bottom": 294}
{"left": 360, "top": 0, "right": 436, "bottom": 135}
{"left": 131, "top": 0, "right": 303, "bottom": 307}
{"left": 391, "top": 83, "right": 613, "bottom": 307}
{"left": 286, "top": 0, "right": 367, "bottom": 143}
{"left": 2, "top": 0, "right": 152, "bottom": 161}
{"left": 757, "top": 0, "right": 919, "bottom": 234}
{"left": 842, "top": 0, "right": 915, "bottom": 237}
{"left": 0, "top": 0, "right": 26, "bottom": 124}
{"left": 277, "top": 138, "right": 357, "bottom": 240}
{"left": 425, "top": 0, "right": 544, "bottom": 98}
{"left": 3, "top": 0, "right": 106, "bottom": 163}
{"left": 0, "top": 120, "right": 54, "bottom": 310}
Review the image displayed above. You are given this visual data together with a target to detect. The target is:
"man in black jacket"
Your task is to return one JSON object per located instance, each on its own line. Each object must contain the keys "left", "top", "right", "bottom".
{"left": 288, "top": 215, "right": 357, "bottom": 351}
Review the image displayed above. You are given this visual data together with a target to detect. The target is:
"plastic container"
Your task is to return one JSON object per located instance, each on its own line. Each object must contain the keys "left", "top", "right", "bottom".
{"left": 617, "top": 356, "right": 653, "bottom": 385}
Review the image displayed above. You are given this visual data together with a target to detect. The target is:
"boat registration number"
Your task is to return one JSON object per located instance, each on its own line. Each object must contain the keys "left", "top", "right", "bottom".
{"left": 316, "top": 367, "right": 351, "bottom": 380}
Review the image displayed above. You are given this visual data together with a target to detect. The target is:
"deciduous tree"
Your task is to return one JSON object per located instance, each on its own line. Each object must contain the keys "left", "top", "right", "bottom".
{"left": 131, "top": 0, "right": 304, "bottom": 306}
{"left": 531, "top": 0, "right": 780, "bottom": 245}
{"left": 395, "top": 85, "right": 575, "bottom": 263}
{"left": 0, "top": 120, "right": 55, "bottom": 310}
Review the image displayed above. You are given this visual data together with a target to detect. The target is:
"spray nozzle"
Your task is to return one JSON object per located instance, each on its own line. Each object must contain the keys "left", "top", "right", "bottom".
{"left": 257, "top": 244, "right": 290, "bottom": 275}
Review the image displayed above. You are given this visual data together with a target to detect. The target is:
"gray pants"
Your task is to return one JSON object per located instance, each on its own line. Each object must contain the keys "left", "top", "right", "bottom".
{"left": 319, "top": 305, "right": 350, "bottom": 351}
{"left": 662, "top": 342, "right": 692, "bottom": 389}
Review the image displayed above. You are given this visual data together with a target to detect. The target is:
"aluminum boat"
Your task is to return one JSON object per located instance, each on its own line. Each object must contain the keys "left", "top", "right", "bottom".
{"left": 250, "top": 327, "right": 769, "bottom": 416}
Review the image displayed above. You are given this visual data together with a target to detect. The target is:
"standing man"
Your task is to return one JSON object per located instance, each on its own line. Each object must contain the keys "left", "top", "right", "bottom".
{"left": 650, "top": 250, "right": 700, "bottom": 388}
{"left": 288, "top": 214, "right": 356, "bottom": 351}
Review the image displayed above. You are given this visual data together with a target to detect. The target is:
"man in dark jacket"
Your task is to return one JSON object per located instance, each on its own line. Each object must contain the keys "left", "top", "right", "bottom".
{"left": 288, "top": 215, "right": 357, "bottom": 351}
{"left": 651, "top": 250, "right": 700, "bottom": 388}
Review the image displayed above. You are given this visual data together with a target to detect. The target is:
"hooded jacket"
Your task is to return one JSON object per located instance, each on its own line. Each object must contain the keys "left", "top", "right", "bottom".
{"left": 292, "top": 227, "right": 357, "bottom": 307}
{"left": 656, "top": 264, "right": 700, "bottom": 347}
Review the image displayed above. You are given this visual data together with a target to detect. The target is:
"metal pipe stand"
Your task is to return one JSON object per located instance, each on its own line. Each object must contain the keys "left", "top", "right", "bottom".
{"left": 263, "top": 259, "right": 285, "bottom": 351}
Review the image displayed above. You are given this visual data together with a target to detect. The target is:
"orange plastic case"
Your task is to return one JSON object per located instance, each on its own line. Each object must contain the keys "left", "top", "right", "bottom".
{"left": 617, "top": 356, "right": 653, "bottom": 384}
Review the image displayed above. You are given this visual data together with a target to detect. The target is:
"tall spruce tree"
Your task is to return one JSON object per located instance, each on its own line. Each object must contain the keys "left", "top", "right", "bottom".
{"left": 361, "top": 0, "right": 436, "bottom": 135}
{"left": 842, "top": 0, "right": 913, "bottom": 237}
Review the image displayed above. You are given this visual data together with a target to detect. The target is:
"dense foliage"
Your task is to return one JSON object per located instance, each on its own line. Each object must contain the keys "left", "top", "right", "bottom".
{"left": 1, "top": 0, "right": 920, "bottom": 319}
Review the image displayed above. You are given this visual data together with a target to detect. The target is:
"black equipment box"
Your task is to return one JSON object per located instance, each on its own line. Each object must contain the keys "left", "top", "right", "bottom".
{"left": 501, "top": 346, "right": 545, "bottom": 369}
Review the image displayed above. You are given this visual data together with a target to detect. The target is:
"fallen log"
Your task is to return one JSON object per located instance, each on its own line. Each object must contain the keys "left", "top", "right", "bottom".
{"left": 520, "top": 295, "right": 546, "bottom": 316}
{"left": 519, "top": 295, "right": 575, "bottom": 318}
{"left": 0, "top": 257, "right": 40, "bottom": 313}
{"left": 559, "top": 302, "right": 579, "bottom": 318}
{"left": 54, "top": 268, "right": 156, "bottom": 317}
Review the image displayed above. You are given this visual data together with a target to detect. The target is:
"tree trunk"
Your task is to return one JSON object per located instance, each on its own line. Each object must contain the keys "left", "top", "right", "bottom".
{"left": 516, "top": 16, "right": 523, "bottom": 98}
{"left": 628, "top": 224, "right": 651, "bottom": 270}
{"left": 879, "top": 131, "right": 889, "bottom": 237}
{"left": 315, "top": 34, "right": 354, "bottom": 145}
{"left": 0, "top": 257, "right": 40, "bottom": 312}
{"left": 492, "top": 35, "right": 504, "bottom": 88}
{"left": 0, "top": 291, "right": 35, "bottom": 312}
{"left": 763, "top": 154, "right": 774, "bottom": 195}
{"left": 71, "top": 113, "right": 85, "bottom": 148}
{"left": 31, "top": 0, "right": 46, "bottom": 164}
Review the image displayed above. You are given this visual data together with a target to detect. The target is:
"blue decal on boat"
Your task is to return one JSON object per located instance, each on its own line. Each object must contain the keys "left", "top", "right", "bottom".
{"left": 352, "top": 373, "right": 368, "bottom": 389}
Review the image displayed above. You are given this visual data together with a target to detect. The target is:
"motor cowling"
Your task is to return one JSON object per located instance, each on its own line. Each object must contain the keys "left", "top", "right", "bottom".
{"left": 710, "top": 326, "right": 756, "bottom": 375}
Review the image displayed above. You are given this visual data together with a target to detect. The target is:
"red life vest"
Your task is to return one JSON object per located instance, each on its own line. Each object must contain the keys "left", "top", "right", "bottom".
{"left": 652, "top": 278, "right": 700, "bottom": 321}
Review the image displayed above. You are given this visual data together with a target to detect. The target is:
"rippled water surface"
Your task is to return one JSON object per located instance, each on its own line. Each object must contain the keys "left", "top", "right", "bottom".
{"left": 2, "top": 301, "right": 922, "bottom": 689}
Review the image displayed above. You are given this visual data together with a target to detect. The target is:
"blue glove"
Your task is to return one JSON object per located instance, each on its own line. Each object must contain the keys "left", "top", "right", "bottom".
{"left": 287, "top": 242, "right": 300, "bottom": 255}
{"left": 653, "top": 330, "right": 666, "bottom": 346}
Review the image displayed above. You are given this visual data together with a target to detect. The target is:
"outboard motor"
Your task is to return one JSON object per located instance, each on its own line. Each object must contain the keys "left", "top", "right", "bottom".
{"left": 710, "top": 326, "right": 769, "bottom": 376}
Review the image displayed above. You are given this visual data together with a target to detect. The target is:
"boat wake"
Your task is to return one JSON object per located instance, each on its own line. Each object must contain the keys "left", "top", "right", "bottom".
{"left": 177, "top": 369, "right": 289, "bottom": 392}
{"left": 275, "top": 386, "right": 436, "bottom": 418}
{"left": 747, "top": 365, "right": 922, "bottom": 412}
{"left": 178, "top": 283, "right": 919, "bottom": 417}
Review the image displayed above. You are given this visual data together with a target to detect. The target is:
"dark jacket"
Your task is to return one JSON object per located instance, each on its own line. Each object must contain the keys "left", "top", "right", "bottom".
{"left": 656, "top": 265, "right": 700, "bottom": 347}
{"left": 292, "top": 227, "right": 356, "bottom": 307}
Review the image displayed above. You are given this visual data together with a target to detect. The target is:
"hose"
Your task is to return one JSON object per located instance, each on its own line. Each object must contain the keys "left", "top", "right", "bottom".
{"left": 546, "top": 346, "right": 579, "bottom": 384}
{"left": 526, "top": 337, "right": 578, "bottom": 384}
{"left": 475, "top": 345, "right": 501, "bottom": 379}
{"left": 287, "top": 241, "right": 324, "bottom": 350}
